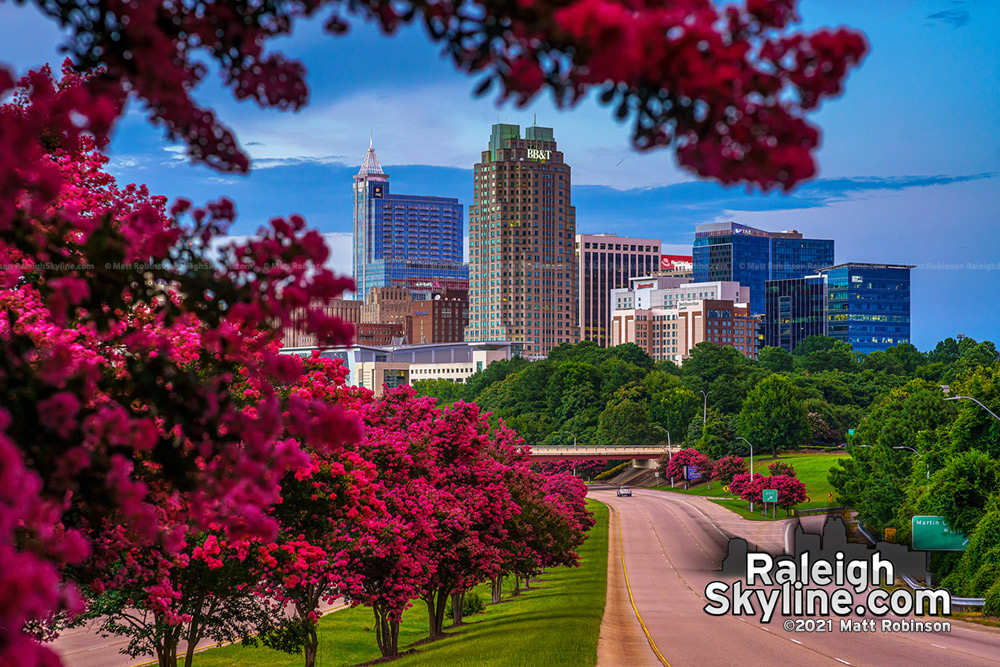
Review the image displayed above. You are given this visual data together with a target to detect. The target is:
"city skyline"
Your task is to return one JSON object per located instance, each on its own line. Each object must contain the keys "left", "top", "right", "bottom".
{"left": 1, "top": 2, "right": 997, "bottom": 349}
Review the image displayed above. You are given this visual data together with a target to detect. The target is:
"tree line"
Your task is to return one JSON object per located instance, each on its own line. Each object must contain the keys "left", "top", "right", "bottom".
{"left": 416, "top": 336, "right": 997, "bottom": 460}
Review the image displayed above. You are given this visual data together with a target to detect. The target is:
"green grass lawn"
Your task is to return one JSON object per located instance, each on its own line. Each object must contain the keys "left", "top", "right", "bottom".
{"left": 650, "top": 452, "right": 848, "bottom": 522}
{"left": 193, "top": 500, "right": 609, "bottom": 667}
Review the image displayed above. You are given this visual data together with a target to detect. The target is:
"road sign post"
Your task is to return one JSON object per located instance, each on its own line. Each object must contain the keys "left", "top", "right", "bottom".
{"left": 763, "top": 489, "right": 777, "bottom": 519}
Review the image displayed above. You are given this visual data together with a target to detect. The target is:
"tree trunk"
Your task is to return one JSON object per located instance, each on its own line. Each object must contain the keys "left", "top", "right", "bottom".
{"left": 424, "top": 588, "right": 449, "bottom": 638}
{"left": 183, "top": 604, "right": 203, "bottom": 667}
{"left": 373, "top": 604, "right": 398, "bottom": 657}
{"left": 183, "top": 623, "right": 198, "bottom": 667}
{"left": 303, "top": 624, "right": 319, "bottom": 667}
{"left": 297, "top": 585, "right": 321, "bottom": 667}
{"left": 155, "top": 619, "right": 182, "bottom": 667}
{"left": 156, "top": 638, "right": 178, "bottom": 667}
{"left": 490, "top": 575, "right": 503, "bottom": 604}
{"left": 512, "top": 574, "right": 520, "bottom": 596}
{"left": 450, "top": 591, "right": 464, "bottom": 627}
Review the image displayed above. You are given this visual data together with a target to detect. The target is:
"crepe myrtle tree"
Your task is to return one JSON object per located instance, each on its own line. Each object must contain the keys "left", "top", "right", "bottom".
{"left": 336, "top": 387, "right": 442, "bottom": 658}
{"left": 661, "top": 448, "right": 714, "bottom": 487}
{"left": 0, "top": 66, "right": 355, "bottom": 667}
{"left": 232, "top": 353, "right": 376, "bottom": 667}
{"left": 420, "top": 401, "right": 518, "bottom": 636}
{"left": 76, "top": 519, "right": 283, "bottom": 667}
{"left": 713, "top": 455, "right": 748, "bottom": 485}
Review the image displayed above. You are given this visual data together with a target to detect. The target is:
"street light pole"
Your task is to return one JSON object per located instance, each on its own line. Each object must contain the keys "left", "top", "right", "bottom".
{"left": 558, "top": 430, "right": 578, "bottom": 477}
{"left": 892, "top": 445, "right": 929, "bottom": 480}
{"left": 943, "top": 395, "right": 1000, "bottom": 422}
{"left": 653, "top": 425, "right": 673, "bottom": 487}
{"left": 700, "top": 390, "right": 710, "bottom": 433}
{"left": 736, "top": 436, "right": 755, "bottom": 512}
{"left": 736, "top": 437, "right": 754, "bottom": 481}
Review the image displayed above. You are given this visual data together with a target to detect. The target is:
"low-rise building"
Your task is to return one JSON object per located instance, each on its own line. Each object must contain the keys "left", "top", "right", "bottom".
{"left": 408, "top": 290, "right": 469, "bottom": 344}
{"left": 361, "top": 286, "right": 413, "bottom": 326}
{"left": 282, "top": 299, "right": 361, "bottom": 348}
{"left": 280, "top": 341, "right": 521, "bottom": 396}
{"left": 611, "top": 299, "right": 759, "bottom": 364}
{"left": 611, "top": 277, "right": 747, "bottom": 312}
{"left": 356, "top": 322, "right": 405, "bottom": 346}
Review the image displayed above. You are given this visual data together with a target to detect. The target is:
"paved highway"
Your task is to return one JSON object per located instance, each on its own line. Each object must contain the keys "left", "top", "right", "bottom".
{"left": 593, "top": 487, "right": 1000, "bottom": 667}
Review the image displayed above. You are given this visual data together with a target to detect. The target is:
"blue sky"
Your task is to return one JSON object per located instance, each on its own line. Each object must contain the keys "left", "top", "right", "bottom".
{"left": 2, "top": 1, "right": 999, "bottom": 350}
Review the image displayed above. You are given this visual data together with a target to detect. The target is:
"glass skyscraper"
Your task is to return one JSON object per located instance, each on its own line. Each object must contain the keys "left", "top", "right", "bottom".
{"left": 693, "top": 222, "right": 834, "bottom": 315}
{"left": 818, "top": 263, "right": 914, "bottom": 355}
{"left": 352, "top": 140, "right": 467, "bottom": 298}
{"left": 764, "top": 275, "right": 828, "bottom": 353}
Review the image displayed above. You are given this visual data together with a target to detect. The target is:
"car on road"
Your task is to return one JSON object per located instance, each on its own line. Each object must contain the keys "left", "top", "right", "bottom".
{"left": 617, "top": 487, "right": 632, "bottom": 497}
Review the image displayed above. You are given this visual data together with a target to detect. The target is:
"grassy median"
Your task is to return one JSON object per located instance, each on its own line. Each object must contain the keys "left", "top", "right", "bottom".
{"left": 194, "top": 500, "right": 609, "bottom": 667}
{"left": 650, "top": 452, "right": 847, "bottom": 521}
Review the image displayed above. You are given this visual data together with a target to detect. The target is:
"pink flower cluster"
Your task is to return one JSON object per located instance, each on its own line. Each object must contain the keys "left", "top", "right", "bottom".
{"left": 0, "top": 67, "right": 357, "bottom": 666}
{"left": 16, "top": 0, "right": 862, "bottom": 191}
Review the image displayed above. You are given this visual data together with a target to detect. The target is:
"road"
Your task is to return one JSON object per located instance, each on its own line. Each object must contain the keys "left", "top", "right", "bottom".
{"left": 593, "top": 487, "right": 1000, "bottom": 667}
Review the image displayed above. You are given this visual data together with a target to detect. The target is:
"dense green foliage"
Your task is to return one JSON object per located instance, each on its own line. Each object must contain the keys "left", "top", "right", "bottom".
{"left": 823, "top": 341, "right": 1000, "bottom": 595}
{"left": 414, "top": 337, "right": 994, "bottom": 459}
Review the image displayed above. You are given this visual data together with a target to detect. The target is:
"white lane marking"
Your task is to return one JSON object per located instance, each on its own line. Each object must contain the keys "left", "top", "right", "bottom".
{"left": 675, "top": 498, "right": 729, "bottom": 539}
{"left": 931, "top": 644, "right": 947, "bottom": 649}
{"left": 790, "top": 639, "right": 803, "bottom": 645}
{"left": 835, "top": 659, "right": 851, "bottom": 665}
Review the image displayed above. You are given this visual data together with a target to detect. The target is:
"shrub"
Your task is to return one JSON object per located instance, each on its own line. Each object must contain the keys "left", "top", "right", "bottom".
{"left": 595, "top": 462, "right": 631, "bottom": 481}
{"left": 767, "top": 461, "right": 797, "bottom": 478}
{"left": 984, "top": 580, "right": 1000, "bottom": 618}
{"left": 447, "top": 591, "right": 486, "bottom": 619}
{"left": 713, "top": 456, "right": 748, "bottom": 484}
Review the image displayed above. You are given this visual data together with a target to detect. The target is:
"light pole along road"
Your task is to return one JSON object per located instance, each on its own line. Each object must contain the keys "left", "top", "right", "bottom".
{"left": 591, "top": 487, "right": 1000, "bottom": 667}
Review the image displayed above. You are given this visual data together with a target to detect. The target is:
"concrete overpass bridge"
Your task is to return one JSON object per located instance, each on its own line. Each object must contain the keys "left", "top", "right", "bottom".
{"left": 527, "top": 445, "right": 676, "bottom": 468}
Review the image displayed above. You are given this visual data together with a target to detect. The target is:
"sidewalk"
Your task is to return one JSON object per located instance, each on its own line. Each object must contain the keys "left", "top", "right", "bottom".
{"left": 54, "top": 600, "right": 347, "bottom": 667}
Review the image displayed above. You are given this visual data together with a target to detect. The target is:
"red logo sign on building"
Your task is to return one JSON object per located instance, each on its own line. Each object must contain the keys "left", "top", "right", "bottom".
{"left": 660, "top": 254, "right": 693, "bottom": 271}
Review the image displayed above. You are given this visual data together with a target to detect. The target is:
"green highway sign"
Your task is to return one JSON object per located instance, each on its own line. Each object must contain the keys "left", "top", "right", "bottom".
{"left": 912, "top": 515, "right": 969, "bottom": 551}
{"left": 762, "top": 489, "right": 778, "bottom": 503}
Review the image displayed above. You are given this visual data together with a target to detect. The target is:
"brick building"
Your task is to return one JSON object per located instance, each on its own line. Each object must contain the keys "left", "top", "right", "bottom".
{"left": 611, "top": 299, "right": 759, "bottom": 365}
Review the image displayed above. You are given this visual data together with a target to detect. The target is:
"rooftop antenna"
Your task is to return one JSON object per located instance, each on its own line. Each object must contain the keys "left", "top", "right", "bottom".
{"left": 533, "top": 112, "right": 536, "bottom": 126}
{"left": 369, "top": 131, "right": 373, "bottom": 149}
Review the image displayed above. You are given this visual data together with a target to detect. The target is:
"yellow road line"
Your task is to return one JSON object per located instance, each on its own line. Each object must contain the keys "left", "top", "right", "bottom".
{"left": 614, "top": 504, "right": 670, "bottom": 666}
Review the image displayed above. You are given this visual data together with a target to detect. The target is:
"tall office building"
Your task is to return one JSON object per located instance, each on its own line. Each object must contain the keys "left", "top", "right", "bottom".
{"left": 764, "top": 275, "right": 828, "bottom": 353}
{"left": 818, "top": 263, "right": 914, "bottom": 354}
{"left": 693, "top": 222, "right": 834, "bottom": 314}
{"left": 466, "top": 123, "right": 578, "bottom": 358}
{"left": 576, "top": 234, "right": 661, "bottom": 347}
{"left": 352, "top": 140, "right": 468, "bottom": 298}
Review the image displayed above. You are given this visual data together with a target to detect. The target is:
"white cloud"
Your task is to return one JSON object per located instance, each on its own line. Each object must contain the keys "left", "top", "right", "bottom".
{"left": 208, "top": 231, "right": 353, "bottom": 282}
{"left": 230, "top": 82, "right": 692, "bottom": 190}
